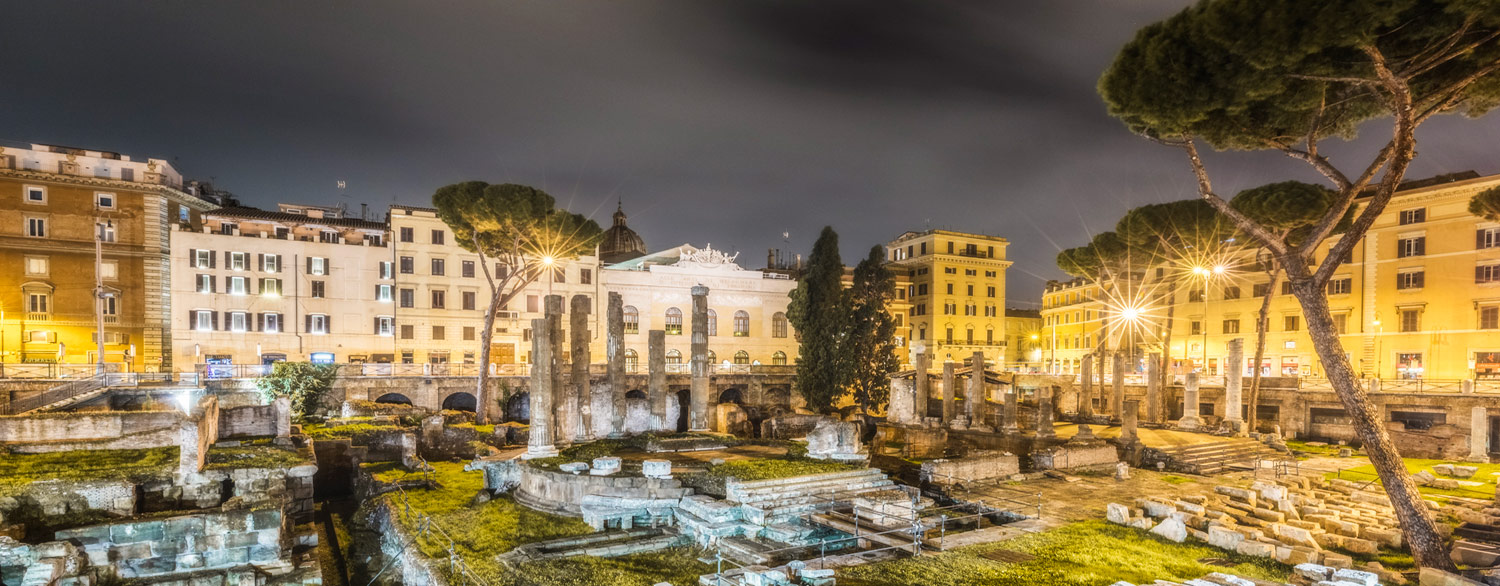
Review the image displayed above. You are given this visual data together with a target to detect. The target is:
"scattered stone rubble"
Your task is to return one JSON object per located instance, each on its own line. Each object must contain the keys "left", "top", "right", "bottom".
{"left": 1104, "top": 564, "right": 1383, "bottom": 586}
{"left": 1108, "top": 475, "right": 1426, "bottom": 585}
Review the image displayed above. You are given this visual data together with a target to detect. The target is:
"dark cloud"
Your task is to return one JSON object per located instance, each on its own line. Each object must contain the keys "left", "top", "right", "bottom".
{"left": 2, "top": 1, "right": 1497, "bottom": 307}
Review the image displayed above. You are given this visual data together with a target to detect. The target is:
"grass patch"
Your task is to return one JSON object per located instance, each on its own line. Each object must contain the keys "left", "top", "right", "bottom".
{"left": 387, "top": 461, "right": 593, "bottom": 582}
{"left": 362, "top": 461, "right": 430, "bottom": 485}
{"left": 0, "top": 447, "right": 178, "bottom": 491}
{"left": 1323, "top": 458, "right": 1500, "bottom": 499}
{"left": 1160, "top": 475, "right": 1194, "bottom": 485}
{"left": 206, "top": 444, "right": 310, "bottom": 470}
{"left": 840, "top": 520, "right": 1289, "bottom": 586}
{"left": 510, "top": 547, "right": 712, "bottom": 586}
{"left": 303, "top": 422, "right": 408, "bottom": 442}
{"left": 1285, "top": 440, "right": 1346, "bottom": 458}
{"left": 451, "top": 422, "right": 496, "bottom": 435}
{"left": 701, "top": 458, "right": 857, "bottom": 482}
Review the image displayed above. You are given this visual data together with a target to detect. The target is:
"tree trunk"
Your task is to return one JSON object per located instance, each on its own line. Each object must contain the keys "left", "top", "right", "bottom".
{"left": 1247, "top": 270, "right": 1279, "bottom": 434}
{"left": 1291, "top": 278, "right": 1454, "bottom": 571}
{"left": 474, "top": 289, "right": 501, "bottom": 424}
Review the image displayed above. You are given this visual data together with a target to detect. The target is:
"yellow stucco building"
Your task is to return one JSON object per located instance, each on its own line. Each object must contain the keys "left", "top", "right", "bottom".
{"left": 885, "top": 229, "right": 1012, "bottom": 366}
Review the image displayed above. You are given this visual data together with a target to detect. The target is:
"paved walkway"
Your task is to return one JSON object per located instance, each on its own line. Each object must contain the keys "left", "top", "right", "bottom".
{"left": 1052, "top": 422, "right": 1230, "bottom": 448}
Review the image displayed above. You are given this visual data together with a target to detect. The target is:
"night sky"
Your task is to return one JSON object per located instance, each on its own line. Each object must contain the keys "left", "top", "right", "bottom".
{"left": 4, "top": 1, "right": 1499, "bottom": 306}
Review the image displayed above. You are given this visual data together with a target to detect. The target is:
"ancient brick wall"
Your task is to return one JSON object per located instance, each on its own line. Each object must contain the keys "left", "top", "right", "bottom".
{"left": 54, "top": 508, "right": 285, "bottom": 579}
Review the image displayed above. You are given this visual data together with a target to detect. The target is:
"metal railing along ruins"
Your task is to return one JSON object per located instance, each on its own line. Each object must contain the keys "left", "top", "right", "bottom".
{"left": 186, "top": 362, "right": 798, "bottom": 380}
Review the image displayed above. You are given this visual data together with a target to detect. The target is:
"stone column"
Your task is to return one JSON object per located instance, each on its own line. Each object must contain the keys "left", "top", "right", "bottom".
{"left": 1469, "top": 406, "right": 1490, "bottom": 463}
{"left": 1079, "top": 353, "right": 1094, "bottom": 419}
{"left": 605, "top": 292, "right": 626, "bottom": 437}
{"left": 1177, "top": 371, "right": 1202, "bottom": 430}
{"left": 942, "top": 361, "right": 957, "bottom": 425}
{"left": 524, "top": 318, "right": 558, "bottom": 459}
{"left": 1097, "top": 352, "right": 1107, "bottom": 413}
{"left": 1035, "top": 387, "right": 1056, "bottom": 440}
{"left": 966, "top": 351, "right": 985, "bottom": 427}
{"left": 546, "top": 295, "right": 569, "bottom": 444}
{"left": 1145, "top": 352, "right": 1161, "bottom": 424}
{"left": 1120, "top": 399, "right": 1140, "bottom": 445}
{"left": 649, "top": 330, "right": 668, "bottom": 431}
{"left": 689, "top": 285, "right": 711, "bottom": 431}
{"left": 914, "top": 350, "right": 931, "bottom": 419}
{"left": 889, "top": 376, "right": 917, "bottom": 425}
{"left": 1002, "top": 389, "right": 1019, "bottom": 434}
{"left": 1224, "top": 338, "right": 1245, "bottom": 434}
{"left": 570, "top": 295, "right": 591, "bottom": 441}
{"left": 1111, "top": 352, "right": 1125, "bottom": 422}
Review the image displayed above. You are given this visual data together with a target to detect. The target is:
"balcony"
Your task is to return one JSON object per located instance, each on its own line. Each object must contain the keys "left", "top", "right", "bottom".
{"left": 26, "top": 312, "right": 50, "bottom": 322}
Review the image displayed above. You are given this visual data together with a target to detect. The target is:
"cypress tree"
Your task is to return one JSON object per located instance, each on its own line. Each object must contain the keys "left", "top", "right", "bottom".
{"left": 787, "top": 226, "right": 847, "bottom": 411}
{"left": 845, "top": 245, "right": 899, "bottom": 413}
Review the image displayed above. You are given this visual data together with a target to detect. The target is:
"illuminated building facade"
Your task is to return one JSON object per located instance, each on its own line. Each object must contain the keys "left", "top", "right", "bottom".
{"left": 885, "top": 229, "right": 1012, "bottom": 365}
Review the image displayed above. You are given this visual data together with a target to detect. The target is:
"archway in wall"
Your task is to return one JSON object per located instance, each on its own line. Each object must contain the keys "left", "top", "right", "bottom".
{"left": 675, "top": 388, "right": 691, "bottom": 432}
{"left": 765, "top": 387, "right": 791, "bottom": 407}
{"left": 442, "top": 392, "right": 477, "bottom": 412}
{"left": 506, "top": 392, "right": 531, "bottom": 423}
{"left": 718, "top": 387, "right": 744, "bottom": 404}
{"left": 625, "top": 389, "right": 647, "bottom": 399}
{"left": 375, "top": 393, "right": 412, "bottom": 405}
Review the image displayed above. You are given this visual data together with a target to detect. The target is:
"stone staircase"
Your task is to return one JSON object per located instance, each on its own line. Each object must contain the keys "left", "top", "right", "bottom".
{"left": 676, "top": 468, "right": 897, "bottom": 547}
{"left": 1151, "top": 438, "right": 1289, "bottom": 475}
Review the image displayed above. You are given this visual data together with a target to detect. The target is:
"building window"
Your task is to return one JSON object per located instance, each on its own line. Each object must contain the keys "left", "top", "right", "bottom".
{"left": 197, "top": 274, "right": 213, "bottom": 293}
{"left": 734, "top": 310, "right": 750, "bottom": 337}
{"left": 1280, "top": 280, "right": 1293, "bottom": 295}
{"left": 772, "top": 351, "right": 787, "bottom": 365}
{"left": 1478, "top": 263, "right": 1500, "bottom": 284}
{"left": 101, "top": 295, "right": 118, "bottom": 317}
{"left": 1223, "top": 286, "right": 1240, "bottom": 299}
{"left": 96, "top": 192, "right": 115, "bottom": 209}
{"left": 431, "top": 229, "right": 445, "bottom": 244}
{"left": 399, "top": 256, "right": 414, "bottom": 274}
{"left": 311, "top": 280, "right": 325, "bottom": 298}
{"left": 24, "top": 185, "right": 45, "bottom": 204}
{"left": 1397, "top": 236, "right": 1426, "bottom": 258}
{"left": 25, "top": 256, "right": 48, "bottom": 276}
{"left": 624, "top": 349, "right": 639, "bottom": 372}
{"left": 379, "top": 261, "right": 392, "bottom": 279}
{"left": 1222, "top": 319, "right": 1240, "bottom": 334}
{"left": 463, "top": 326, "right": 476, "bottom": 341}
{"left": 309, "top": 257, "right": 328, "bottom": 275}
{"left": 1284, "top": 315, "right": 1300, "bottom": 331}
{"left": 1327, "top": 278, "right": 1352, "bottom": 295}
{"left": 400, "top": 288, "right": 415, "bottom": 308}
{"left": 26, "top": 217, "right": 47, "bottom": 238}
{"left": 399, "top": 227, "right": 414, "bottom": 242}
{"left": 666, "top": 349, "right": 682, "bottom": 365}
{"left": 462, "top": 260, "right": 475, "bottom": 278}
{"left": 1399, "top": 208, "right": 1426, "bottom": 225}
{"left": 580, "top": 268, "right": 592, "bottom": 285}
{"left": 431, "top": 290, "right": 446, "bottom": 309}
{"left": 95, "top": 222, "right": 116, "bottom": 243}
{"left": 1189, "top": 289, "right": 1204, "bottom": 303}
{"left": 264, "top": 254, "right": 281, "bottom": 273}
{"left": 1397, "top": 270, "right": 1425, "bottom": 290}
{"left": 1397, "top": 352, "right": 1424, "bottom": 379}
{"left": 431, "top": 258, "right": 445, "bottom": 276}
{"left": 707, "top": 309, "right": 718, "bottom": 336}
{"left": 945, "top": 328, "right": 954, "bottom": 344}
{"left": 319, "top": 231, "right": 340, "bottom": 244}
{"left": 401, "top": 325, "right": 415, "bottom": 339}
{"left": 377, "top": 316, "right": 394, "bottom": 336}
{"left": 1481, "top": 306, "right": 1499, "bottom": 330}
{"left": 1400, "top": 308, "right": 1421, "bottom": 332}
{"left": 228, "top": 252, "right": 246, "bottom": 271}
{"left": 463, "top": 291, "right": 476, "bottom": 310}
{"left": 623, "top": 306, "right": 639, "bottom": 334}
{"left": 230, "top": 276, "right": 248, "bottom": 295}
{"left": 262, "top": 278, "right": 282, "bottom": 296}
{"left": 377, "top": 284, "right": 393, "bottom": 302}
{"left": 665, "top": 307, "right": 683, "bottom": 335}
{"left": 195, "top": 310, "right": 213, "bottom": 331}
{"left": 1252, "top": 283, "right": 1269, "bottom": 297}
{"left": 1332, "top": 314, "right": 1348, "bottom": 334}
{"left": 230, "top": 312, "right": 248, "bottom": 333}
{"left": 308, "top": 314, "right": 329, "bottom": 334}
{"left": 194, "top": 249, "right": 213, "bottom": 269}
{"left": 1480, "top": 227, "right": 1500, "bottom": 250}
{"left": 734, "top": 351, "right": 750, "bottom": 365}
{"left": 772, "top": 312, "right": 788, "bottom": 338}
{"left": 1190, "top": 321, "right": 1202, "bottom": 336}
{"left": 552, "top": 267, "right": 566, "bottom": 284}
{"left": 264, "top": 313, "right": 281, "bottom": 333}
{"left": 432, "top": 326, "right": 445, "bottom": 340}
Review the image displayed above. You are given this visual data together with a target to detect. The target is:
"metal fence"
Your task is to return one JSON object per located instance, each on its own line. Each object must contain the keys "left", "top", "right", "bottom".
{"left": 0, "top": 363, "right": 122, "bottom": 379}
{"left": 6, "top": 374, "right": 109, "bottom": 414}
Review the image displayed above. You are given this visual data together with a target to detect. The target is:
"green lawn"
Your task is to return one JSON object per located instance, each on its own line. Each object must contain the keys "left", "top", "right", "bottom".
{"left": 1324, "top": 458, "right": 1500, "bottom": 499}
{"left": 0, "top": 447, "right": 179, "bottom": 491}
{"left": 302, "top": 422, "right": 408, "bottom": 442}
{"left": 512, "top": 547, "right": 713, "bottom": 586}
{"left": 1285, "top": 439, "right": 1347, "bottom": 459}
{"left": 701, "top": 458, "right": 858, "bottom": 482}
{"left": 206, "top": 444, "right": 311, "bottom": 470}
{"left": 839, "top": 521, "right": 1289, "bottom": 586}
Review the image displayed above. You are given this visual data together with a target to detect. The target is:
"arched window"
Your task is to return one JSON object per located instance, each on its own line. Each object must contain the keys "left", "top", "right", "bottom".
{"left": 733, "top": 351, "right": 750, "bottom": 365}
{"left": 624, "top": 349, "right": 639, "bottom": 372}
{"left": 772, "top": 351, "right": 787, "bottom": 365}
{"left": 772, "top": 312, "right": 788, "bottom": 338}
{"left": 734, "top": 311, "right": 750, "bottom": 337}
{"left": 665, "top": 307, "right": 683, "bottom": 335}
{"left": 707, "top": 350, "right": 717, "bottom": 364}
{"left": 623, "top": 306, "right": 639, "bottom": 334}
{"left": 666, "top": 349, "right": 682, "bottom": 364}
{"left": 707, "top": 309, "right": 718, "bottom": 336}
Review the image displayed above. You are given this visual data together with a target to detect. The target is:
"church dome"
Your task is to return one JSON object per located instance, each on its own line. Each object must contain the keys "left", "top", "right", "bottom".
{"left": 600, "top": 203, "right": 646, "bottom": 264}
